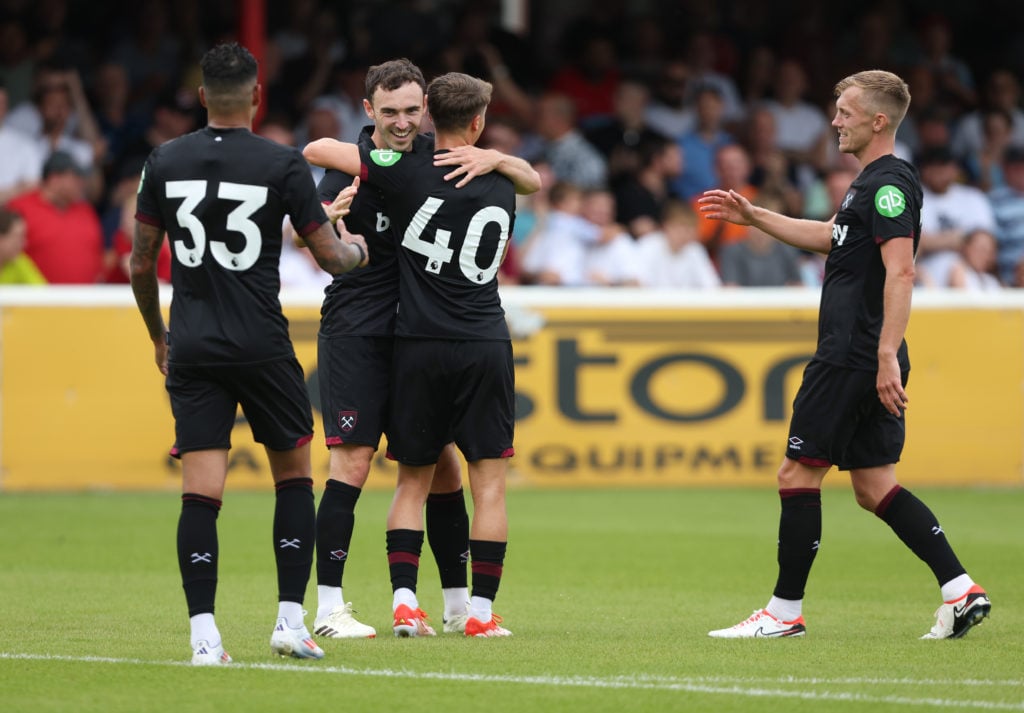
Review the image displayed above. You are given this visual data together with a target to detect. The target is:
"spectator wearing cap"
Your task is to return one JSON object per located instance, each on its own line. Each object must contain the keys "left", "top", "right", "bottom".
{"left": 7, "top": 151, "right": 104, "bottom": 284}
{"left": 917, "top": 144, "right": 997, "bottom": 287}
{"left": 989, "top": 146, "right": 1024, "bottom": 284}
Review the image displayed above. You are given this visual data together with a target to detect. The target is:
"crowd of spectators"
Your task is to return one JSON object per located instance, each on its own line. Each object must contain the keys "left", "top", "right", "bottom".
{"left": 1, "top": 0, "right": 1024, "bottom": 291}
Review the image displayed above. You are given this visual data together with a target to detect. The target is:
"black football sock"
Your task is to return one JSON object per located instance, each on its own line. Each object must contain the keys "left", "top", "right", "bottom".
{"left": 469, "top": 539, "right": 507, "bottom": 602}
{"left": 315, "top": 479, "right": 361, "bottom": 587}
{"left": 386, "top": 529, "right": 424, "bottom": 593}
{"left": 772, "top": 488, "right": 822, "bottom": 600}
{"left": 876, "top": 486, "right": 966, "bottom": 586}
{"left": 178, "top": 493, "right": 221, "bottom": 617}
{"left": 274, "top": 477, "right": 315, "bottom": 603}
{"left": 426, "top": 488, "right": 470, "bottom": 590}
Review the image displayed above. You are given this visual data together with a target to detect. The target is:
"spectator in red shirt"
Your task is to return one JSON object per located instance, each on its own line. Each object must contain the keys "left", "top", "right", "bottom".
{"left": 8, "top": 150, "right": 104, "bottom": 284}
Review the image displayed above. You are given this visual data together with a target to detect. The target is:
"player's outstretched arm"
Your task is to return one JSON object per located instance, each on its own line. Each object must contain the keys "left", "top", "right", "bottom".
{"left": 302, "top": 139, "right": 361, "bottom": 175}
{"left": 433, "top": 145, "right": 542, "bottom": 194}
{"left": 698, "top": 188, "right": 833, "bottom": 255}
{"left": 303, "top": 221, "right": 369, "bottom": 275}
{"left": 129, "top": 221, "right": 169, "bottom": 375}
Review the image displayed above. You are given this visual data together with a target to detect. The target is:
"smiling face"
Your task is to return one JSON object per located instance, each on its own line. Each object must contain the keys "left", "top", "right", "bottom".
{"left": 832, "top": 85, "right": 877, "bottom": 158}
{"left": 365, "top": 81, "right": 426, "bottom": 153}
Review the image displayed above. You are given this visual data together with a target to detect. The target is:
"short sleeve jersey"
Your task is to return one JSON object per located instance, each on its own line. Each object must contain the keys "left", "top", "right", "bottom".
{"left": 135, "top": 126, "right": 328, "bottom": 365}
{"left": 816, "top": 154, "right": 922, "bottom": 371}
{"left": 316, "top": 128, "right": 432, "bottom": 337}
{"left": 359, "top": 143, "right": 515, "bottom": 340}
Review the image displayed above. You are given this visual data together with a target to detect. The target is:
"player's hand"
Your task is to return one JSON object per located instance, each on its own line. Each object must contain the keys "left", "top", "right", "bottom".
{"left": 340, "top": 226, "right": 370, "bottom": 268}
{"left": 434, "top": 146, "right": 499, "bottom": 188}
{"left": 153, "top": 336, "right": 169, "bottom": 376}
{"left": 697, "top": 189, "right": 755, "bottom": 226}
{"left": 326, "top": 177, "right": 359, "bottom": 225}
{"left": 876, "top": 356, "right": 908, "bottom": 417}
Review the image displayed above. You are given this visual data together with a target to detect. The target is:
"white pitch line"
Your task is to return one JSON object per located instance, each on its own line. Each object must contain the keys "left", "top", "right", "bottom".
{"left": 2, "top": 652, "right": 1022, "bottom": 710}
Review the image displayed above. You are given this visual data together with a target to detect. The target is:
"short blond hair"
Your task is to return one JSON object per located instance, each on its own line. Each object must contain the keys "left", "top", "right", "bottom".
{"left": 834, "top": 70, "right": 911, "bottom": 130}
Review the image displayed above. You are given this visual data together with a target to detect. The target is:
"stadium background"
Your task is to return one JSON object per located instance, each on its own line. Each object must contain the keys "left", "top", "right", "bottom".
{"left": 1, "top": 0, "right": 1023, "bottom": 489}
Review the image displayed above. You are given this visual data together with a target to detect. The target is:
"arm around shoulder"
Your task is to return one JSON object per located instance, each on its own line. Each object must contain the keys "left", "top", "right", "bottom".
{"left": 302, "top": 139, "right": 361, "bottom": 174}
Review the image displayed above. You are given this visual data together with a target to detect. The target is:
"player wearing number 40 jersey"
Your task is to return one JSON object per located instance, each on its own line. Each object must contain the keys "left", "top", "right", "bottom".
{"left": 130, "top": 42, "right": 367, "bottom": 666}
{"left": 304, "top": 71, "right": 538, "bottom": 638}
{"left": 309, "top": 58, "right": 539, "bottom": 640}
{"left": 699, "top": 69, "right": 989, "bottom": 640}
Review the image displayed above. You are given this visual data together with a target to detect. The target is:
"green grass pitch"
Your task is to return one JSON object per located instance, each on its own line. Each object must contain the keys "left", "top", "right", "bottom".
{"left": 1, "top": 487, "right": 1021, "bottom": 712}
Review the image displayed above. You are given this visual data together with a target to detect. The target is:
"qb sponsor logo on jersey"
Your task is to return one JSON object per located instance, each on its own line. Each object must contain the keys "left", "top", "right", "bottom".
{"left": 370, "top": 149, "right": 402, "bottom": 167}
{"left": 874, "top": 185, "right": 906, "bottom": 218}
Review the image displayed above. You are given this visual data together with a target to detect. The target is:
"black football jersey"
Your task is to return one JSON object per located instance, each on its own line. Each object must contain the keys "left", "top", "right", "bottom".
{"left": 316, "top": 128, "right": 433, "bottom": 337}
{"left": 359, "top": 143, "right": 515, "bottom": 340}
{"left": 136, "top": 126, "right": 329, "bottom": 365}
{"left": 817, "top": 154, "right": 922, "bottom": 371}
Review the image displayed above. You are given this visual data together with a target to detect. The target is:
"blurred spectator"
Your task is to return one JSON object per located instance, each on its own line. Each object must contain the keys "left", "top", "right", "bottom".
{"left": 258, "top": 113, "right": 298, "bottom": 147}
{"left": 948, "top": 229, "right": 1003, "bottom": 291}
{"left": 694, "top": 143, "right": 756, "bottom": 260}
{"left": 611, "top": 134, "right": 683, "bottom": 239}
{"left": 547, "top": 29, "right": 620, "bottom": 123}
{"left": 743, "top": 106, "right": 804, "bottom": 216}
{"left": 103, "top": 189, "right": 171, "bottom": 284}
{"left": 0, "top": 19, "right": 35, "bottom": 108}
{"left": 0, "top": 207, "right": 45, "bottom": 285}
{"left": 951, "top": 69, "right": 1024, "bottom": 164}
{"left": 801, "top": 164, "right": 859, "bottom": 285}
{"left": 645, "top": 59, "right": 694, "bottom": 140}
{"left": 634, "top": 199, "right": 720, "bottom": 288}
{"left": 110, "top": 0, "right": 182, "bottom": 115}
{"left": 584, "top": 78, "right": 668, "bottom": 179}
{"left": 917, "top": 145, "right": 997, "bottom": 287}
{"left": 683, "top": 31, "right": 745, "bottom": 127}
{"left": 759, "top": 59, "right": 829, "bottom": 185}
{"left": 989, "top": 146, "right": 1024, "bottom": 284}
{"left": 672, "top": 83, "right": 735, "bottom": 201}
{"left": 718, "top": 194, "right": 804, "bottom": 287}
{"left": 580, "top": 188, "right": 641, "bottom": 286}
{"left": 506, "top": 160, "right": 554, "bottom": 255}
{"left": 89, "top": 61, "right": 150, "bottom": 177}
{"left": 739, "top": 45, "right": 777, "bottom": 109}
{"left": 519, "top": 181, "right": 598, "bottom": 286}
{"left": 532, "top": 93, "right": 607, "bottom": 190}
{"left": 0, "top": 80, "right": 43, "bottom": 204}
{"left": 896, "top": 63, "right": 940, "bottom": 157}
{"left": 305, "top": 60, "right": 367, "bottom": 145}
{"left": 965, "top": 108, "right": 1015, "bottom": 192}
{"left": 913, "top": 14, "right": 977, "bottom": 117}
{"left": 112, "top": 89, "right": 198, "bottom": 187}
{"left": 7, "top": 151, "right": 104, "bottom": 284}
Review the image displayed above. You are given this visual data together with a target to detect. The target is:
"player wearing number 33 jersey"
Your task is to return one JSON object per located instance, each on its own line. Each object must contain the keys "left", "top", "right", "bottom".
{"left": 136, "top": 126, "right": 329, "bottom": 366}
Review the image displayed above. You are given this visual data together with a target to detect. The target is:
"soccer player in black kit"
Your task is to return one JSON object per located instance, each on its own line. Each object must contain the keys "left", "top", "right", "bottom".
{"left": 305, "top": 72, "right": 535, "bottom": 638}
{"left": 130, "top": 42, "right": 368, "bottom": 665}
{"left": 699, "top": 70, "right": 990, "bottom": 639}
{"left": 310, "top": 59, "right": 539, "bottom": 639}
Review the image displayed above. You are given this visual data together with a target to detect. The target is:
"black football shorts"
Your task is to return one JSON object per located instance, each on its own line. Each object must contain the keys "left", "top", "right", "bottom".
{"left": 317, "top": 334, "right": 392, "bottom": 449}
{"left": 785, "top": 359, "right": 907, "bottom": 470}
{"left": 166, "top": 357, "right": 314, "bottom": 455}
{"left": 387, "top": 338, "right": 515, "bottom": 466}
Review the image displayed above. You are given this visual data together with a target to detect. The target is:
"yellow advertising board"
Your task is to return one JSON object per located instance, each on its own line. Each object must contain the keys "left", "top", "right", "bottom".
{"left": 1, "top": 288, "right": 1021, "bottom": 490}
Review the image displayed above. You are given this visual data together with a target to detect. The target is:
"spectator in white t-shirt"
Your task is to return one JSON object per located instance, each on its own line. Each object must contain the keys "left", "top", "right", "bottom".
{"left": 916, "top": 145, "right": 998, "bottom": 287}
{"left": 635, "top": 199, "right": 720, "bottom": 288}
